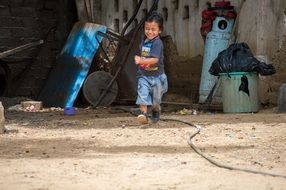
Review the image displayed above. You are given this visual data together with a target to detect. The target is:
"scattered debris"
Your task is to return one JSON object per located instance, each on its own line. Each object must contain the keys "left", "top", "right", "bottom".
{"left": 7, "top": 104, "right": 23, "bottom": 112}
{"left": 7, "top": 104, "right": 63, "bottom": 112}
{"left": 177, "top": 108, "right": 198, "bottom": 115}
{"left": 0, "top": 97, "right": 31, "bottom": 109}
{"left": 21, "top": 101, "right": 43, "bottom": 112}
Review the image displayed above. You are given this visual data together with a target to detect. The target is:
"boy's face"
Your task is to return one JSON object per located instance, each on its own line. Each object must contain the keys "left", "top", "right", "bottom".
{"left": 144, "top": 21, "right": 161, "bottom": 40}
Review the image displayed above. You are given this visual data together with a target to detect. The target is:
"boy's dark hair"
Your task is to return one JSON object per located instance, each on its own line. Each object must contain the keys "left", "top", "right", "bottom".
{"left": 146, "top": 12, "right": 163, "bottom": 30}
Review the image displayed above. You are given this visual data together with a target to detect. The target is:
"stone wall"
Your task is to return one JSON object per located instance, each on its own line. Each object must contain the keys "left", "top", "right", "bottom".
{"left": 238, "top": 0, "right": 286, "bottom": 104}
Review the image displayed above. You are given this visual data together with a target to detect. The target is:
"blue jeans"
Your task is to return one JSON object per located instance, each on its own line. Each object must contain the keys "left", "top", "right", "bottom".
{"left": 136, "top": 73, "right": 168, "bottom": 110}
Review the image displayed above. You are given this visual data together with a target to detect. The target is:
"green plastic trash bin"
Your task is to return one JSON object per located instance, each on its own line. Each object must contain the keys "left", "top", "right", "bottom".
{"left": 219, "top": 72, "right": 259, "bottom": 113}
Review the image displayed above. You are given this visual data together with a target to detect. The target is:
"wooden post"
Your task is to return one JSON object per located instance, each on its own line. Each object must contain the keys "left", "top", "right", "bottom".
{"left": 0, "top": 102, "right": 5, "bottom": 134}
{"left": 0, "top": 40, "right": 43, "bottom": 59}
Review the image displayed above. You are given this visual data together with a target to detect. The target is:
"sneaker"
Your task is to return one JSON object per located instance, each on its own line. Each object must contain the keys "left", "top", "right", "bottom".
{"left": 150, "top": 110, "right": 160, "bottom": 124}
{"left": 137, "top": 112, "right": 149, "bottom": 124}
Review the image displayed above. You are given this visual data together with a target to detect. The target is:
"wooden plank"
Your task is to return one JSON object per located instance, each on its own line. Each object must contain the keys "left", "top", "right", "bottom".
{"left": 0, "top": 40, "right": 43, "bottom": 59}
{"left": 85, "top": 0, "right": 92, "bottom": 22}
{"left": 90, "top": 0, "right": 94, "bottom": 22}
{"left": 0, "top": 102, "right": 5, "bottom": 134}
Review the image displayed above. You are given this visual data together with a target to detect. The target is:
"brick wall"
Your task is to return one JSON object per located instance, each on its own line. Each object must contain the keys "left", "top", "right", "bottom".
{"left": 0, "top": 0, "right": 76, "bottom": 98}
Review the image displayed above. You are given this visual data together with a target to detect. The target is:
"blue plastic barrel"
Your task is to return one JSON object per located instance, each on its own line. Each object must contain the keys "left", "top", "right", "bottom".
{"left": 64, "top": 107, "right": 76, "bottom": 116}
{"left": 199, "top": 17, "right": 234, "bottom": 103}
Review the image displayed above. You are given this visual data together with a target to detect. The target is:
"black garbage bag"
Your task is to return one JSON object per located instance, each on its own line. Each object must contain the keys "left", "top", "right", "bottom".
{"left": 239, "top": 74, "right": 249, "bottom": 96}
{"left": 209, "top": 43, "right": 276, "bottom": 76}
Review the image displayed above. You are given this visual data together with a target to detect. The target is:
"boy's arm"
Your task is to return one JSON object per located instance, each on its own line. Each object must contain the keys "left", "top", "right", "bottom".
{"left": 135, "top": 56, "right": 159, "bottom": 65}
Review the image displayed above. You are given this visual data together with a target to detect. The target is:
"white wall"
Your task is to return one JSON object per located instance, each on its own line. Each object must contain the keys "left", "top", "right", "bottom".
{"left": 238, "top": 0, "right": 286, "bottom": 59}
{"left": 87, "top": 0, "right": 286, "bottom": 104}
{"left": 96, "top": 0, "right": 239, "bottom": 58}
{"left": 92, "top": 0, "right": 286, "bottom": 60}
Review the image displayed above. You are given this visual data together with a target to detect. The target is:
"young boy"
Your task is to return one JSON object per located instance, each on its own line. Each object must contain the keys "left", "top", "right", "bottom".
{"left": 134, "top": 12, "right": 168, "bottom": 124}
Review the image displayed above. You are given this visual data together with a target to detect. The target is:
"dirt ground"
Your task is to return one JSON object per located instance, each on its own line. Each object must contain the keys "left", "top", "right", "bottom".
{"left": 0, "top": 105, "right": 286, "bottom": 190}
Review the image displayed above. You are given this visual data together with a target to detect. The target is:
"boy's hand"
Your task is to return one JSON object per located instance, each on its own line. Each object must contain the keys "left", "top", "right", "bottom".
{"left": 134, "top": 56, "right": 141, "bottom": 65}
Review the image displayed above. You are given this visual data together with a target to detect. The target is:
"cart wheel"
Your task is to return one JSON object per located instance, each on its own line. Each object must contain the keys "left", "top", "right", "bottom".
{"left": 83, "top": 71, "right": 118, "bottom": 107}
